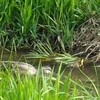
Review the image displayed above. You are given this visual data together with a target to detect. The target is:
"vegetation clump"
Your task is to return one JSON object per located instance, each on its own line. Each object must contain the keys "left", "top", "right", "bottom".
{"left": 0, "top": 0, "right": 100, "bottom": 52}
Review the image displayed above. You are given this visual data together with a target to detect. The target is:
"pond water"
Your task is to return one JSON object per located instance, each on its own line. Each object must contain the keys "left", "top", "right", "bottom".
{"left": 0, "top": 48, "right": 100, "bottom": 84}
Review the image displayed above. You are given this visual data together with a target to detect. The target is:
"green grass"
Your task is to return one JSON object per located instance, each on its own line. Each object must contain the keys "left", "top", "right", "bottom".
{"left": 0, "top": 64, "right": 100, "bottom": 100}
{"left": 0, "top": 0, "right": 100, "bottom": 99}
{"left": 0, "top": 0, "right": 100, "bottom": 49}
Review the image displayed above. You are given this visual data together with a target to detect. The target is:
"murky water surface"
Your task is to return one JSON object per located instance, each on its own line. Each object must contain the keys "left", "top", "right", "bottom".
{"left": 0, "top": 48, "right": 100, "bottom": 83}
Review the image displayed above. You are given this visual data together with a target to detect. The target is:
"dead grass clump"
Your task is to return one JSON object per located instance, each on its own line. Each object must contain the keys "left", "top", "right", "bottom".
{"left": 73, "top": 16, "right": 100, "bottom": 62}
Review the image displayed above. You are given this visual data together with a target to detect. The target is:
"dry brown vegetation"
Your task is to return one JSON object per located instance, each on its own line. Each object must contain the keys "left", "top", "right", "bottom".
{"left": 73, "top": 16, "right": 100, "bottom": 62}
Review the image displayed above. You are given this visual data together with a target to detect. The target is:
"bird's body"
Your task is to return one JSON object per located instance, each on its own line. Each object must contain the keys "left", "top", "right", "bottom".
{"left": 0, "top": 61, "right": 51, "bottom": 76}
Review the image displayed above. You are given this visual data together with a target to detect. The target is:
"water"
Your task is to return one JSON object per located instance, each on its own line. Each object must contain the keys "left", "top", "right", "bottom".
{"left": 0, "top": 48, "right": 29, "bottom": 62}
{"left": 0, "top": 48, "right": 100, "bottom": 83}
{"left": 64, "top": 67, "right": 99, "bottom": 82}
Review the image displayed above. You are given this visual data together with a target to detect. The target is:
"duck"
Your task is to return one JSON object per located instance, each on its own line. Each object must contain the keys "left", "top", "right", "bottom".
{"left": 0, "top": 61, "right": 52, "bottom": 76}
